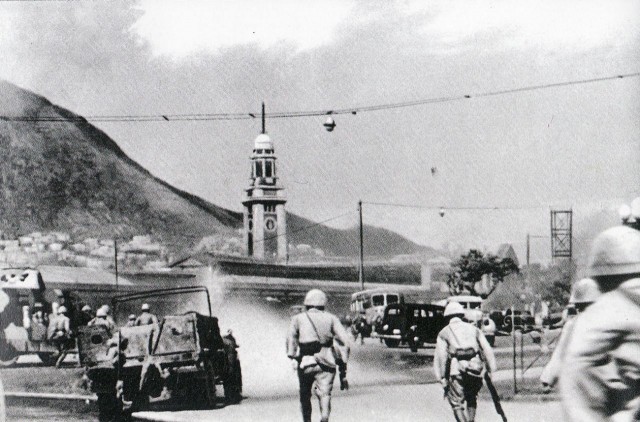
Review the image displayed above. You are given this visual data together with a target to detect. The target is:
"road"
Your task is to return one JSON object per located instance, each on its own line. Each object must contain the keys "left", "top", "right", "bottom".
{"left": 129, "top": 339, "right": 554, "bottom": 421}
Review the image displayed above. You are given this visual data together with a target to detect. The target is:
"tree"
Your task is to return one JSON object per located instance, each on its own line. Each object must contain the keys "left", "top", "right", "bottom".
{"left": 446, "top": 249, "right": 519, "bottom": 298}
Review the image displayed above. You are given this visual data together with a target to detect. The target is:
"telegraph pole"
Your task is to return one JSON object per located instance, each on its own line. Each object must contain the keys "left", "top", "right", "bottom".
{"left": 114, "top": 239, "right": 119, "bottom": 293}
{"left": 358, "top": 200, "right": 364, "bottom": 290}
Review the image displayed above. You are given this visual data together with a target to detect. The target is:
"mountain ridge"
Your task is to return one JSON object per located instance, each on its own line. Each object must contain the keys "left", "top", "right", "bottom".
{"left": 0, "top": 80, "right": 433, "bottom": 258}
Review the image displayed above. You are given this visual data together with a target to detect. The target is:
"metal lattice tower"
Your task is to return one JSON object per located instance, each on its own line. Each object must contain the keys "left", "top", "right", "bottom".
{"left": 550, "top": 210, "right": 572, "bottom": 261}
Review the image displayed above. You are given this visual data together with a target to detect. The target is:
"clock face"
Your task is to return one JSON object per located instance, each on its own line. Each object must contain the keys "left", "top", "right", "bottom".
{"left": 264, "top": 217, "right": 277, "bottom": 232}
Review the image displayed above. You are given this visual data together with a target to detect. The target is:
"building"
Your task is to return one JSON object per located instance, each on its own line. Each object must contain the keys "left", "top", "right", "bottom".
{"left": 242, "top": 132, "right": 287, "bottom": 261}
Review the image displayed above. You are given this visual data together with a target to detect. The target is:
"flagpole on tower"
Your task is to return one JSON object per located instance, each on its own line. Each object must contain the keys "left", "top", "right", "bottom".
{"left": 261, "top": 102, "right": 266, "bottom": 134}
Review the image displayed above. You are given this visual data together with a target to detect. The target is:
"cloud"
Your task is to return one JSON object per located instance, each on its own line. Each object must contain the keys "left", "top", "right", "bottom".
{"left": 132, "top": 0, "right": 357, "bottom": 58}
{"left": 403, "top": 0, "right": 640, "bottom": 52}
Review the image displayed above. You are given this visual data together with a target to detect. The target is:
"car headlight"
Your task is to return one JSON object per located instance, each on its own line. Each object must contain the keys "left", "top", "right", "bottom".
{"left": 382, "top": 324, "right": 389, "bottom": 331}
{"left": 392, "top": 329, "right": 401, "bottom": 334}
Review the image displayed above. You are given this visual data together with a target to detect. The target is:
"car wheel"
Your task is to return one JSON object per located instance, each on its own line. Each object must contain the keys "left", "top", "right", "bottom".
{"left": 38, "top": 352, "right": 57, "bottom": 366}
{"left": 384, "top": 339, "right": 400, "bottom": 348}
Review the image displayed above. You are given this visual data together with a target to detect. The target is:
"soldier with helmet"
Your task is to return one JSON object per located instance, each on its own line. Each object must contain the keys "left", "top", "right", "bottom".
{"left": 286, "top": 289, "right": 351, "bottom": 422}
{"left": 125, "top": 314, "right": 137, "bottom": 327}
{"left": 434, "top": 301, "right": 497, "bottom": 422}
{"left": 539, "top": 278, "right": 601, "bottom": 392}
{"left": 135, "top": 303, "right": 158, "bottom": 326}
{"left": 560, "top": 225, "right": 640, "bottom": 421}
{"left": 88, "top": 306, "right": 116, "bottom": 334}
{"left": 49, "top": 305, "right": 72, "bottom": 367}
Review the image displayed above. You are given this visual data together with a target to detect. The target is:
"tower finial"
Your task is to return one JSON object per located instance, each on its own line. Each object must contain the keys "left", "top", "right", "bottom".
{"left": 261, "top": 102, "right": 266, "bottom": 134}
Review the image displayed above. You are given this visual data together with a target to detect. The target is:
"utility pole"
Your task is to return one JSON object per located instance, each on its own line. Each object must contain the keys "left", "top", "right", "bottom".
{"left": 526, "top": 233, "right": 530, "bottom": 267}
{"left": 114, "top": 239, "right": 119, "bottom": 293}
{"left": 358, "top": 200, "right": 364, "bottom": 290}
{"left": 261, "top": 102, "right": 266, "bottom": 134}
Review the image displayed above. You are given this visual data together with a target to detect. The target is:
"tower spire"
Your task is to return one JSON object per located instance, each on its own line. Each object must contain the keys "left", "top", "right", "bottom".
{"left": 261, "top": 102, "right": 266, "bottom": 134}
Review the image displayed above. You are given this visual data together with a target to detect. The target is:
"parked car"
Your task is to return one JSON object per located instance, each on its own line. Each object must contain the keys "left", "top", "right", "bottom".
{"left": 377, "top": 303, "right": 446, "bottom": 352}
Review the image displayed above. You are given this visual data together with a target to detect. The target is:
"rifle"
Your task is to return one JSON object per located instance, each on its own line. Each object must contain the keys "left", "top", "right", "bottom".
{"left": 484, "top": 372, "right": 507, "bottom": 422}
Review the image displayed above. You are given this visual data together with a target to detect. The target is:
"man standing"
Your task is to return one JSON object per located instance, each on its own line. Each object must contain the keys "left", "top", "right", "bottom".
{"left": 286, "top": 289, "right": 351, "bottom": 422}
{"left": 560, "top": 226, "right": 640, "bottom": 421}
{"left": 50, "top": 306, "right": 72, "bottom": 367}
{"left": 89, "top": 307, "right": 116, "bottom": 335}
{"left": 540, "top": 278, "right": 601, "bottom": 392}
{"left": 434, "top": 302, "right": 497, "bottom": 422}
{"left": 135, "top": 303, "right": 158, "bottom": 326}
{"left": 125, "top": 314, "right": 137, "bottom": 327}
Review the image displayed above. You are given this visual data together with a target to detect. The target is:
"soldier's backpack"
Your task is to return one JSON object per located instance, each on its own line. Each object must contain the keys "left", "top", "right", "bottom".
{"left": 448, "top": 325, "right": 485, "bottom": 378}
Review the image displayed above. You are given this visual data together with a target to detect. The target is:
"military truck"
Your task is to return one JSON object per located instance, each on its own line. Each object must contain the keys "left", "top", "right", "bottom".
{"left": 78, "top": 286, "right": 242, "bottom": 413}
{"left": 377, "top": 302, "right": 446, "bottom": 352}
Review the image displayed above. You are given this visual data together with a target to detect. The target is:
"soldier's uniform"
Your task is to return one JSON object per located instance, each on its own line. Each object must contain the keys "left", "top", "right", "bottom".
{"left": 286, "top": 289, "right": 351, "bottom": 422}
{"left": 135, "top": 304, "right": 158, "bottom": 326}
{"left": 434, "top": 302, "right": 497, "bottom": 422}
{"left": 560, "top": 226, "right": 640, "bottom": 421}
{"left": 540, "top": 278, "right": 600, "bottom": 391}
{"left": 88, "top": 308, "right": 116, "bottom": 334}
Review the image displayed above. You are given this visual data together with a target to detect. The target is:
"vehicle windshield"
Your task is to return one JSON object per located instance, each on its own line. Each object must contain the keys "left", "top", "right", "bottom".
{"left": 372, "top": 295, "right": 384, "bottom": 307}
{"left": 387, "top": 295, "right": 399, "bottom": 305}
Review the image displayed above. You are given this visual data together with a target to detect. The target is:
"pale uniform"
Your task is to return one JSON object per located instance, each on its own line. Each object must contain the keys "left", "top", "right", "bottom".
{"left": 48, "top": 313, "right": 71, "bottom": 340}
{"left": 560, "top": 278, "right": 640, "bottom": 421}
{"left": 88, "top": 317, "right": 116, "bottom": 334}
{"left": 540, "top": 317, "right": 577, "bottom": 388}
{"left": 135, "top": 312, "right": 158, "bottom": 326}
{"left": 286, "top": 308, "right": 351, "bottom": 422}
{"left": 434, "top": 317, "right": 497, "bottom": 420}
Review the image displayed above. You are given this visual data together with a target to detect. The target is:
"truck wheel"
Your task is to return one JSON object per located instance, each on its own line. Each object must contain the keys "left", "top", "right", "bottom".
{"left": 0, "top": 345, "right": 18, "bottom": 367}
{"left": 38, "top": 353, "right": 57, "bottom": 366}
{"left": 384, "top": 339, "right": 400, "bottom": 348}
{"left": 224, "top": 360, "right": 242, "bottom": 404}
{"left": 202, "top": 361, "right": 217, "bottom": 409}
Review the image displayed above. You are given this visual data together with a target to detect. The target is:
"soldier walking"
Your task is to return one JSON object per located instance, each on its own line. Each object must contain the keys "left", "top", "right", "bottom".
{"left": 49, "top": 306, "right": 72, "bottom": 368}
{"left": 434, "top": 302, "right": 497, "bottom": 422}
{"left": 539, "top": 278, "right": 600, "bottom": 392}
{"left": 286, "top": 289, "right": 351, "bottom": 422}
{"left": 560, "top": 226, "right": 640, "bottom": 421}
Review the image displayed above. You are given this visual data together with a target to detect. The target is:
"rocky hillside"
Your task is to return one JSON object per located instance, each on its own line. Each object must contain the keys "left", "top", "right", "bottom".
{"left": 0, "top": 80, "right": 432, "bottom": 258}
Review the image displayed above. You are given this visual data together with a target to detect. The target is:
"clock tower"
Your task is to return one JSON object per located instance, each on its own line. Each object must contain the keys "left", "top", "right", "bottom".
{"left": 242, "top": 132, "right": 287, "bottom": 261}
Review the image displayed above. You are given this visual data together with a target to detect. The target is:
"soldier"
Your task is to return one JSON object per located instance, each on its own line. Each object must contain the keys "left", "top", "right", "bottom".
{"left": 434, "top": 302, "right": 497, "bottom": 422}
{"left": 77, "top": 304, "right": 94, "bottom": 327}
{"left": 125, "top": 314, "right": 136, "bottom": 327}
{"left": 50, "top": 306, "right": 72, "bottom": 367}
{"left": 88, "top": 307, "right": 116, "bottom": 334}
{"left": 135, "top": 303, "right": 158, "bottom": 326}
{"left": 286, "top": 289, "right": 351, "bottom": 422}
{"left": 560, "top": 226, "right": 640, "bottom": 421}
{"left": 539, "top": 278, "right": 600, "bottom": 392}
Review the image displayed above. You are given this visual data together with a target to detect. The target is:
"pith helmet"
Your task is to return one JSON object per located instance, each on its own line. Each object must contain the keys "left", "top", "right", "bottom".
{"left": 82, "top": 305, "right": 92, "bottom": 312}
{"left": 569, "top": 278, "right": 601, "bottom": 304}
{"left": 58, "top": 306, "right": 67, "bottom": 314}
{"left": 444, "top": 301, "right": 465, "bottom": 317}
{"left": 128, "top": 314, "right": 136, "bottom": 321}
{"left": 304, "top": 289, "right": 327, "bottom": 307}
{"left": 588, "top": 226, "right": 640, "bottom": 278}
{"left": 141, "top": 303, "right": 150, "bottom": 311}
{"left": 96, "top": 307, "right": 107, "bottom": 317}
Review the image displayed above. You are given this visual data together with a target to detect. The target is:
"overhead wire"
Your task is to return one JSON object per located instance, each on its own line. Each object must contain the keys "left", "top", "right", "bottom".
{"left": 1, "top": 71, "right": 637, "bottom": 123}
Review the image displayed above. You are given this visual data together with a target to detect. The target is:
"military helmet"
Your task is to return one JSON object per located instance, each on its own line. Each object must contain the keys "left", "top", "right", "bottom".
{"left": 58, "top": 306, "right": 67, "bottom": 314}
{"left": 81, "top": 305, "right": 92, "bottom": 312}
{"left": 444, "top": 301, "right": 465, "bottom": 317}
{"left": 588, "top": 226, "right": 640, "bottom": 278}
{"left": 304, "top": 289, "right": 327, "bottom": 307}
{"left": 569, "top": 278, "right": 601, "bottom": 304}
{"left": 128, "top": 314, "right": 136, "bottom": 321}
{"left": 141, "top": 303, "right": 150, "bottom": 311}
{"left": 96, "top": 307, "right": 108, "bottom": 317}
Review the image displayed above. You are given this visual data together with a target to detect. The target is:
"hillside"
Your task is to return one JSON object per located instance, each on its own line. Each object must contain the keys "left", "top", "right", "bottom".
{"left": 0, "top": 80, "right": 431, "bottom": 258}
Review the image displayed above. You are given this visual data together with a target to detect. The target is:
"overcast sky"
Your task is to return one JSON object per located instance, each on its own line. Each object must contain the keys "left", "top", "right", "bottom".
{"left": 1, "top": 0, "right": 639, "bottom": 265}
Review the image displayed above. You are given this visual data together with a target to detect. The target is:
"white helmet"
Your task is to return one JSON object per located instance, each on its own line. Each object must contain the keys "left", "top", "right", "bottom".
{"left": 82, "top": 305, "right": 92, "bottom": 312}
{"left": 96, "top": 307, "right": 107, "bottom": 317}
{"left": 444, "top": 302, "right": 465, "bottom": 317}
{"left": 58, "top": 306, "right": 67, "bottom": 314}
{"left": 128, "top": 314, "right": 136, "bottom": 321}
{"left": 304, "top": 289, "right": 327, "bottom": 307}
{"left": 569, "top": 278, "right": 601, "bottom": 304}
{"left": 141, "top": 303, "right": 150, "bottom": 311}
{"left": 588, "top": 226, "right": 640, "bottom": 278}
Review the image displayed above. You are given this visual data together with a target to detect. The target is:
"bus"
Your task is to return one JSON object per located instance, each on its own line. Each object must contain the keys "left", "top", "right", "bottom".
{"left": 349, "top": 288, "right": 405, "bottom": 339}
